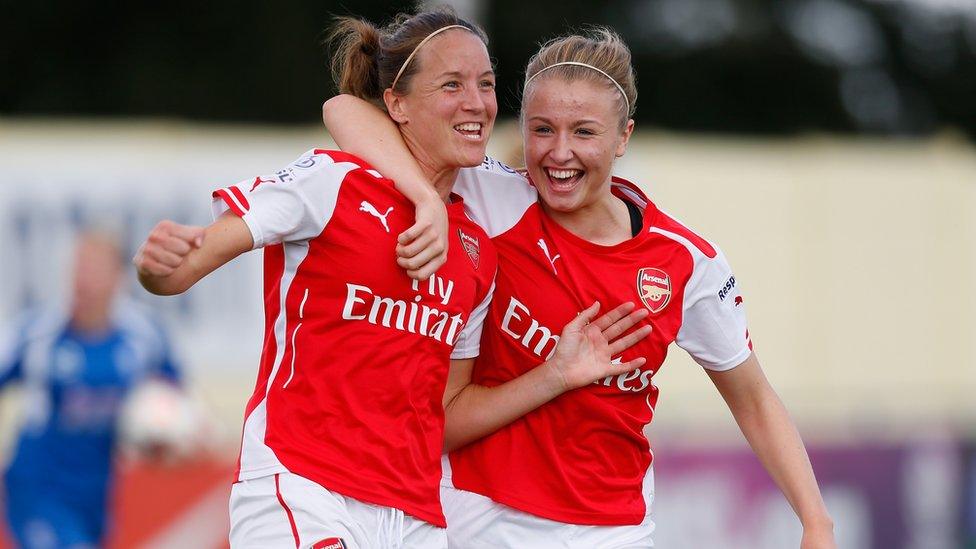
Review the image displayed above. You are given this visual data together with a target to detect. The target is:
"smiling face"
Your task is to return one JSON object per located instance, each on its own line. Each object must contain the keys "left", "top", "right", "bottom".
{"left": 522, "top": 75, "right": 634, "bottom": 216}
{"left": 386, "top": 29, "right": 497, "bottom": 172}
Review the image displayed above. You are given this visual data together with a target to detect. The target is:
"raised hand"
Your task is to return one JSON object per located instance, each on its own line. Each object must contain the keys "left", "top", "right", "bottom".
{"left": 547, "top": 302, "right": 653, "bottom": 392}
{"left": 133, "top": 220, "right": 206, "bottom": 278}
{"left": 396, "top": 194, "right": 449, "bottom": 281}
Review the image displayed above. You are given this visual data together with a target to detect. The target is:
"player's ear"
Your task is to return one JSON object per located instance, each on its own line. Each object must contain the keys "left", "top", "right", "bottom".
{"left": 616, "top": 119, "right": 634, "bottom": 158}
{"left": 384, "top": 89, "right": 409, "bottom": 124}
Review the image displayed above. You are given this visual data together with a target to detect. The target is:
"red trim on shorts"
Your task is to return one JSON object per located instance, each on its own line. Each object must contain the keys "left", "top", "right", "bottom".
{"left": 275, "top": 473, "right": 301, "bottom": 549}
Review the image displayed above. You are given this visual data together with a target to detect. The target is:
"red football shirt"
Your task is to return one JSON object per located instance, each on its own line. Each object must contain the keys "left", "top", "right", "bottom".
{"left": 446, "top": 160, "right": 751, "bottom": 525}
{"left": 212, "top": 150, "right": 496, "bottom": 527}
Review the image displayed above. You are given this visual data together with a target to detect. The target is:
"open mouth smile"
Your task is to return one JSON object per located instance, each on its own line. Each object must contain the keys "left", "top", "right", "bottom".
{"left": 454, "top": 122, "right": 484, "bottom": 141}
{"left": 545, "top": 167, "right": 584, "bottom": 191}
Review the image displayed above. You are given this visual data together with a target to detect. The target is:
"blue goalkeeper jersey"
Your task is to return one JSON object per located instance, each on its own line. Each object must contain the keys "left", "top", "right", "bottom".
{"left": 0, "top": 299, "right": 181, "bottom": 503}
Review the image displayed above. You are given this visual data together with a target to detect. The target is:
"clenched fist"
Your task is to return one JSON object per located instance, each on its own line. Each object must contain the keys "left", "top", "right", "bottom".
{"left": 133, "top": 220, "right": 206, "bottom": 277}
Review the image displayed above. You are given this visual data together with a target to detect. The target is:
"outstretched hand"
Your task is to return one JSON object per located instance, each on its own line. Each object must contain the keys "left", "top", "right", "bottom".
{"left": 397, "top": 195, "right": 449, "bottom": 281}
{"left": 548, "top": 302, "right": 653, "bottom": 392}
{"left": 133, "top": 220, "right": 205, "bottom": 278}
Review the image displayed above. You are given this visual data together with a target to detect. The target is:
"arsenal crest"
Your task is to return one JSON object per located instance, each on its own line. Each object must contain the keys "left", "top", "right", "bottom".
{"left": 458, "top": 229, "right": 480, "bottom": 269}
{"left": 312, "top": 539, "right": 347, "bottom": 549}
{"left": 637, "top": 268, "right": 671, "bottom": 313}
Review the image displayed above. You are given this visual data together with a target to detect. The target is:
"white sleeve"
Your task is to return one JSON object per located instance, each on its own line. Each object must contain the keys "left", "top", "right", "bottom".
{"left": 675, "top": 245, "right": 753, "bottom": 371}
{"left": 450, "top": 280, "right": 495, "bottom": 360}
{"left": 211, "top": 150, "right": 358, "bottom": 249}
{"left": 454, "top": 158, "right": 538, "bottom": 238}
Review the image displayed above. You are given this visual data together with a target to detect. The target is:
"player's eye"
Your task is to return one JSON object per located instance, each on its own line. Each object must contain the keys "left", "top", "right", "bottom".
{"left": 443, "top": 81, "right": 461, "bottom": 89}
{"left": 532, "top": 126, "right": 553, "bottom": 134}
{"left": 576, "top": 127, "right": 596, "bottom": 136}
{"left": 479, "top": 79, "right": 496, "bottom": 90}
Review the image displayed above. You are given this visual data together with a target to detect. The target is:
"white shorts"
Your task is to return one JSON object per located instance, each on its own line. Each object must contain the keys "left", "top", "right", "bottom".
{"left": 229, "top": 472, "right": 446, "bottom": 549}
{"left": 441, "top": 485, "right": 655, "bottom": 549}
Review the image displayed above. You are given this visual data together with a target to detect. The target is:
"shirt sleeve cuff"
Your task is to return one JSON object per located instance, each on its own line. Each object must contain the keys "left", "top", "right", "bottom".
{"left": 696, "top": 346, "right": 752, "bottom": 372}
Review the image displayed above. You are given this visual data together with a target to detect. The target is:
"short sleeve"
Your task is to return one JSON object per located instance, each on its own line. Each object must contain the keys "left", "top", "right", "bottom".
{"left": 211, "top": 150, "right": 360, "bottom": 249}
{"left": 451, "top": 280, "right": 495, "bottom": 360}
{"left": 675, "top": 245, "right": 753, "bottom": 371}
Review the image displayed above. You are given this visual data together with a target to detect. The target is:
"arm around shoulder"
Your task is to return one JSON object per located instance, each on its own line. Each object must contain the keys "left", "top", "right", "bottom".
{"left": 323, "top": 94, "right": 447, "bottom": 280}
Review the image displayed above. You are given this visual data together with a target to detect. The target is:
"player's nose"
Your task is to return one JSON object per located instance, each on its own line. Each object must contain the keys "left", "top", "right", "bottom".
{"left": 550, "top": 133, "right": 573, "bottom": 163}
{"left": 460, "top": 84, "right": 486, "bottom": 113}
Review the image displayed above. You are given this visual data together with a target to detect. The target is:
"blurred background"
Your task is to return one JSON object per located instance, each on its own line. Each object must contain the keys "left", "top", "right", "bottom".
{"left": 0, "top": 0, "right": 973, "bottom": 547}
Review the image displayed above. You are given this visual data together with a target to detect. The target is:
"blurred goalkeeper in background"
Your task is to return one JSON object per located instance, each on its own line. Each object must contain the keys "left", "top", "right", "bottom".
{"left": 0, "top": 230, "right": 182, "bottom": 549}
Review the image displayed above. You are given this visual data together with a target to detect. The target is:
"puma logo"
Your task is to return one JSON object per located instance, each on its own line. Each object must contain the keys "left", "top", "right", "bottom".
{"left": 359, "top": 201, "right": 394, "bottom": 233}
{"left": 538, "top": 239, "right": 560, "bottom": 276}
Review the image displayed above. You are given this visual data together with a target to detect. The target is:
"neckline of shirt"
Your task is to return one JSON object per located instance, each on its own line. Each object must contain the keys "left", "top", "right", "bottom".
{"left": 538, "top": 176, "right": 658, "bottom": 255}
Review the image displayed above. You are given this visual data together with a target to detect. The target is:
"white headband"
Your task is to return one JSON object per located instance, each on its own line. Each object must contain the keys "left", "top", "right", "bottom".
{"left": 391, "top": 24, "right": 470, "bottom": 91}
{"left": 524, "top": 61, "right": 631, "bottom": 115}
